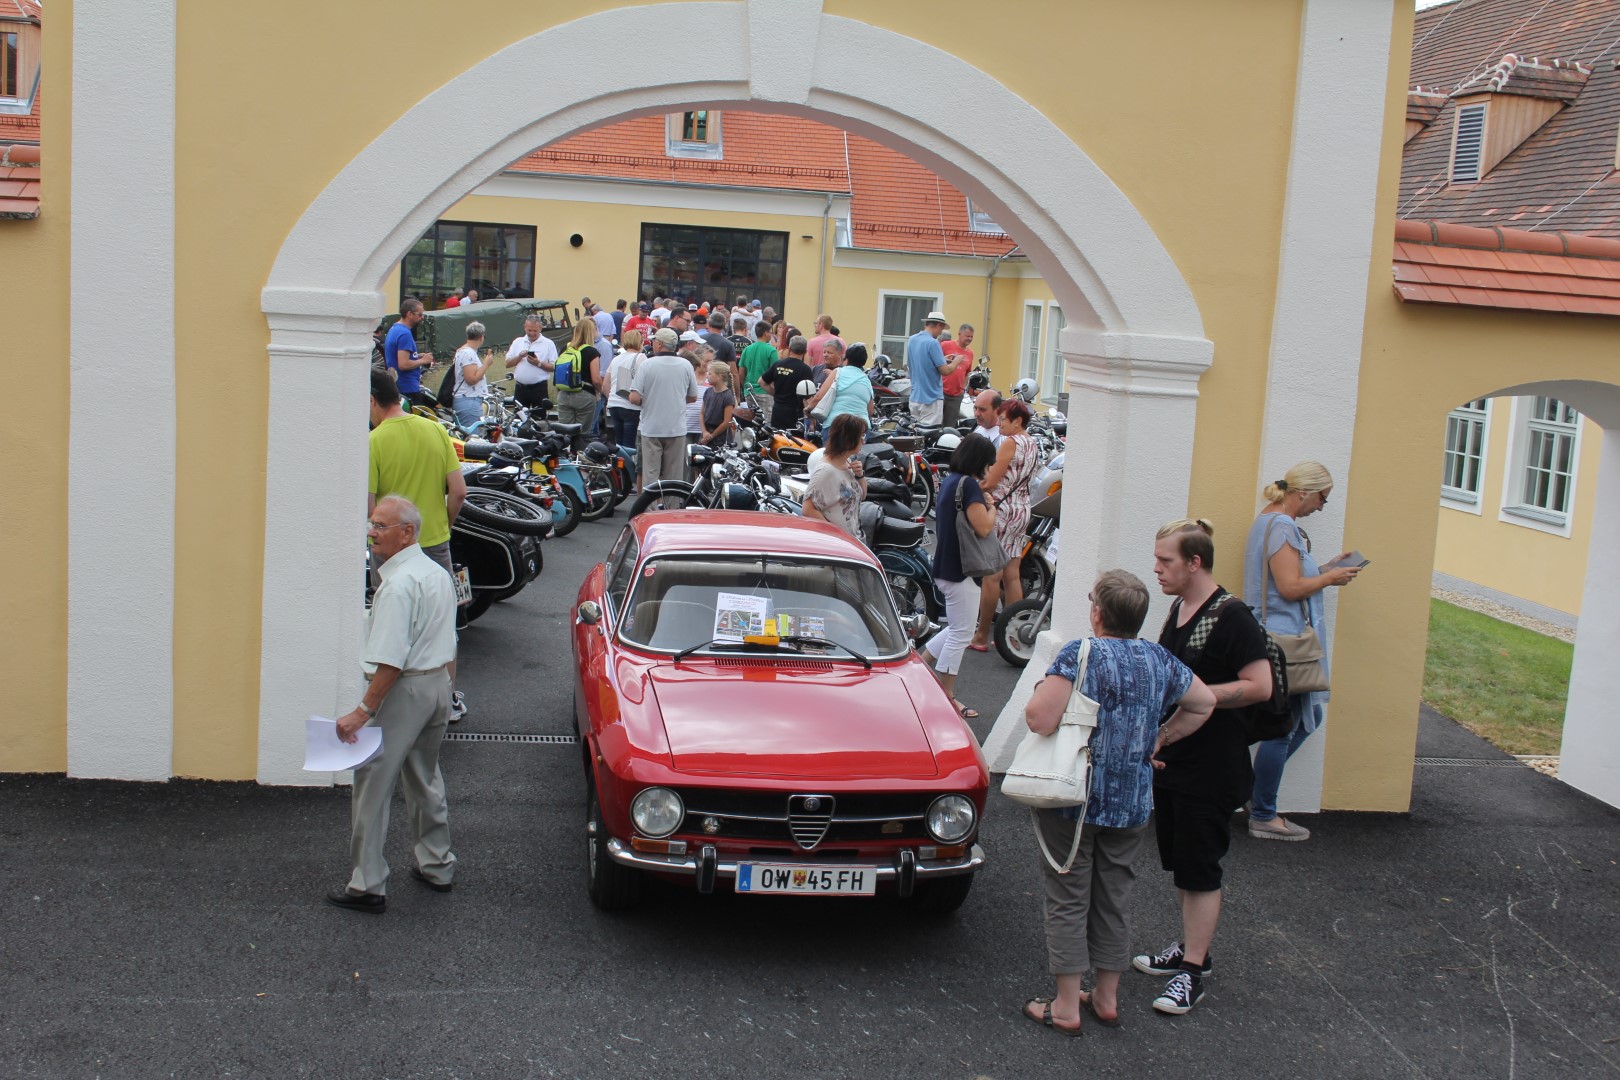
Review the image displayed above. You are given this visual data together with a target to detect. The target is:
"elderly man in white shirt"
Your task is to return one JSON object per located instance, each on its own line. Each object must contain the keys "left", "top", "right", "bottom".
{"left": 505, "top": 314, "right": 558, "bottom": 413}
{"left": 329, "top": 495, "right": 459, "bottom": 914}
{"left": 971, "top": 389, "right": 1005, "bottom": 447}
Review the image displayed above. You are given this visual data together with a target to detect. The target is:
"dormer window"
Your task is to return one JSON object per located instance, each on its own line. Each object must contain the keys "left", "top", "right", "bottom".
{"left": 666, "top": 111, "right": 722, "bottom": 161}
{"left": 1451, "top": 102, "right": 1486, "bottom": 182}
{"left": 967, "top": 199, "right": 1004, "bottom": 235}
{"left": 0, "top": 10, "right": 41, "bottom": 111}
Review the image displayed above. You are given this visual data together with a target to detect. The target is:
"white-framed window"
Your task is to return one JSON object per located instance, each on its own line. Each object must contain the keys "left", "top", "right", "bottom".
{"left": 1500, "top": 395, "right": 1581, "bottom": 534}
{"left": 967, "top": 199, "right": 1004, "bottom": 235}
{"left": 878, "top": 291, "right": 942, "bottom": 372}
{"left": 666, "top": 111, "right": 723, "bottom": 160}
{"left": 1440, "top": 398, "right": 1490, "bottom": 509}
{"left": 1044, "top": 304, "right": 1067, "bottom": 402}
{"left": 1019, "top": 301, "right": 1043, "bottom": 387}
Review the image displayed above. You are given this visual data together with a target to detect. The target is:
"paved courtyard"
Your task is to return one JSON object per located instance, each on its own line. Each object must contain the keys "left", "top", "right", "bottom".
{"left": 3, "top": 516, "right": 1616, "bottom": 1079}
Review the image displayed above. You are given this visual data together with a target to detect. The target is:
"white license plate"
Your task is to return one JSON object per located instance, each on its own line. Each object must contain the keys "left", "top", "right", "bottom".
{"left": 453, "top": 567, "right": 473, "bottom": 605}
{"left": 735, "top": 863, "right": 878, "bottom": 896}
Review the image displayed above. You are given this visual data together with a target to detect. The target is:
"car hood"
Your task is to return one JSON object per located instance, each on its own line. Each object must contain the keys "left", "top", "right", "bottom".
{"left": 648, "top": 665, "right": 938, "bottom": 779}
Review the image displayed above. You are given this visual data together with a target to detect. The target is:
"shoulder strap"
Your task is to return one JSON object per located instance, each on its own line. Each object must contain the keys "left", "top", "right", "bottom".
{"left": 1260, "top": 515, "right": 1312, "bottom": 628}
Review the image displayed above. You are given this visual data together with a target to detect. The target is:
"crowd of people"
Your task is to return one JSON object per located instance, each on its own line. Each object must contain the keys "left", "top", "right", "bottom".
{"left": 363, "top": 289, "right": 1364, "bottom": 1039}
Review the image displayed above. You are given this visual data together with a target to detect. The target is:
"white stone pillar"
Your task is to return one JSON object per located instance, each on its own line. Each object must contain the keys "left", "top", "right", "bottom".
{"left": 982, "top": 328, "right": 1212, "bottom": 771}
{"left": 68, "top": 0, "right": 178, "bottom": 780}
{"left": 257, "top": 289, "right": 383, "bottom": 785}
{"left": 1560, "top": 425, "right": 1620, "bottom": 808}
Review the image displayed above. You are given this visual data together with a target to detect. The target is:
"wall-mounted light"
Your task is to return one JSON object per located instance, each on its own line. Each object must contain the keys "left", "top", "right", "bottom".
{"left": 801, "top": 234, "right": 814, "bottom": 240}
{"left": 569, "top": 233, "right": 584, "bottom": 248}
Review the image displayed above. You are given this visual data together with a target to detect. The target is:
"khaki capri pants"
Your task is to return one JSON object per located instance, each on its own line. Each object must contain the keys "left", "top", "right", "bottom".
{"left": 1035, "top": 810, "right": 1148, "bottom": 975}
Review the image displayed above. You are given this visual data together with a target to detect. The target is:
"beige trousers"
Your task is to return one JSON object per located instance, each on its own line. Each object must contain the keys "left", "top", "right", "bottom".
{"left": 1036, "top": 812, "right": 1147, "bottom": 975}
{"left": 347, "top": 669, "right": 456, "bottom": 895}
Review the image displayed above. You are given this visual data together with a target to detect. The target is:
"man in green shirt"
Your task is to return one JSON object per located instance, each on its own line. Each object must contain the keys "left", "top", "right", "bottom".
{"left": 738, "top": 320, "right": 778, "bottom": 409}
{"left": 369, "top": 370, "right": 469, "bottom": 720}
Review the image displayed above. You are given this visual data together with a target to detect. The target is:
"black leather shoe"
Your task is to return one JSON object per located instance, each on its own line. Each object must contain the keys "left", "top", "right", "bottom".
{"left": 410, "top": 865, "right": 454, "bottom": 893}
{"left": 326, "top": 887, "right": 386, "bottom": 914}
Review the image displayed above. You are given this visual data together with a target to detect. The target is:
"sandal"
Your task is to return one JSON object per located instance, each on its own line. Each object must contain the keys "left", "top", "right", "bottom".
{"left": 1077, "top": 989, "right": 1122, "bottom": 1028}
{"left": 1022, "top": 997, "right": 1082, "bottom": 1037}
{"left": 966, "top": 643, "right": 990, "bottom": 652}
{"left": 953, "top": 699, "right": 980, "bottom": 719}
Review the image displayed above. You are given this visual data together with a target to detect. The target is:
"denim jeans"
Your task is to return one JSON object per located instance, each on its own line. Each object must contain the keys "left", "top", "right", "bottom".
{"left": 608, "top": 406, "right": 640, "bottom": 450}
{"left": 1249, "top": 702, "right": 1319, "bottom": 822}
{"left": 452, "top": 396, "right": 485, "bottom": 430}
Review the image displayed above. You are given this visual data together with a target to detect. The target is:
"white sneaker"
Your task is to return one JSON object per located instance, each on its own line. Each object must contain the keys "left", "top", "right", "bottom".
{"left": 450, "top": 691, "right": 468, "bottom": 724}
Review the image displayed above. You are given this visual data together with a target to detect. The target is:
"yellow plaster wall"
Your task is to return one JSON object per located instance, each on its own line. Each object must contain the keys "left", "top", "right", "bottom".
{"left": 0, "top": 5, "right": 69, "bottom": 773}
{"left": 1432, "top": 410, "right": 1600, "bottom": 616}
{"left": 109, "top": 0, "right": 1304, "bottom": 780}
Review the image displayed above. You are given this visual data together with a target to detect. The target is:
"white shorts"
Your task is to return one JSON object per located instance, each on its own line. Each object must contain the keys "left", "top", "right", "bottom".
{"left": 909, "top": 399, "right": 944, "bottom": 425}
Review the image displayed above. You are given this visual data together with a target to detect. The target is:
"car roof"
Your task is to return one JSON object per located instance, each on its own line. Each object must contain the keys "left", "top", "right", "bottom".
{"left": 631, "top": 510, "right": 879, "bottom": 566}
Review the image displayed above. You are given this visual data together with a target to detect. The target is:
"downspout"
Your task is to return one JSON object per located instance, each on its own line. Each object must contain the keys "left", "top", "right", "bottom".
{"left": 982, "top": 245, "right": 1020, "bottom": 364}
{"left": 816, "top": 193, "right": 835, "bottom": 315}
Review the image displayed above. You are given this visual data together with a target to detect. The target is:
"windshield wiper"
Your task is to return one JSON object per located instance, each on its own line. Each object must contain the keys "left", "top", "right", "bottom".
{"left": 672, "top": 635, "right": 872, "bottom": 669}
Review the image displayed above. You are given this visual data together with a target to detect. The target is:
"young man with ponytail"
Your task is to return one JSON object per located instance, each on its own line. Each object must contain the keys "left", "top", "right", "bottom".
{"left": 1135, "top": 519, "right": 1274, "bottom": 1015}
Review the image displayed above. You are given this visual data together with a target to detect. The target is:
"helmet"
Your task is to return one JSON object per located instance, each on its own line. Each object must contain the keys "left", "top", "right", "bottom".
{"left": 796, "top": 379, "right": 817, "bottom": 398}
{"left": 1012, "top": 377, "right": 1038, "bottom": 402}
{"left": 721, "top": 483, "right": 759, "bottom": 511}
{"left": 967, "top": 368, "right": 991, "bottom": 392}
{"left": 935, "top": 430, "right": 962, "bottom": 451}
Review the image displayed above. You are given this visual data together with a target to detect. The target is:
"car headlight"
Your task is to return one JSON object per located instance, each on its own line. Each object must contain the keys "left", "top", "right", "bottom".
{"left": 630, "top": 786, "right": 685, "bottom": 838}
{"left": 926, "top": 794, "right": 976, "bottom": 843}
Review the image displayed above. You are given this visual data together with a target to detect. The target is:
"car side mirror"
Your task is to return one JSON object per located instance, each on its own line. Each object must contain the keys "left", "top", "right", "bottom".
{"left": 576, "top": 601, "right": 602, "bottom": 626}
{"left": 902, "top": 612, "right": 929, "bottom": 640}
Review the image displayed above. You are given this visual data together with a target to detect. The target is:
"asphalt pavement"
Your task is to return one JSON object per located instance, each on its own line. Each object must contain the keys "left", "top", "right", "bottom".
{"left": 2, "top": 513, "right": 1617, "bottom": 1079}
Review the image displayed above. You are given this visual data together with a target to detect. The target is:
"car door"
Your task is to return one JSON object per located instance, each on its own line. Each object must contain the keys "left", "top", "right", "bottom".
{"left": 577, "top": 528, "right": 638, "bottom": 742}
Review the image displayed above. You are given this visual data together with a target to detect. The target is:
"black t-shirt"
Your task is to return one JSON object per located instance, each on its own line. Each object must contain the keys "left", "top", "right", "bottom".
{"left": 700, "top": 330, "right": 736, "bottom": 368}
{"left": 763, "top": 356, "right": 812, "bottom": 428}
{"left": 1155, "top": 587, "right": 1268, "bottom": 806}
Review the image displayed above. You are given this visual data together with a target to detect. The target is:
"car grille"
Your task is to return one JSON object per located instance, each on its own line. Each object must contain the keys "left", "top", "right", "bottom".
{"left": 675, "top": 789, "right": 932, "bottom": 848}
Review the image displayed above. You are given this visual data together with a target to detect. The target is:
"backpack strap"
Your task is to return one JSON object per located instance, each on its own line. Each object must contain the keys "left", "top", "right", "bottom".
{"left": 1162, "top": 589, "right": 1236, "bottom": 667}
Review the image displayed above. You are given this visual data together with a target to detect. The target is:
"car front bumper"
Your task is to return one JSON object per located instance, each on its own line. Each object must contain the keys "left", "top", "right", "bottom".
{"left": 602, "top": 836, "right": 986, "bottom": 896}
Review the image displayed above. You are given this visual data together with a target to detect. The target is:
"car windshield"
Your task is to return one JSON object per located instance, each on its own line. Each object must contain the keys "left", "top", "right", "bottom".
{"left": 619, "top": 554, "right": 908, "bottom": 658}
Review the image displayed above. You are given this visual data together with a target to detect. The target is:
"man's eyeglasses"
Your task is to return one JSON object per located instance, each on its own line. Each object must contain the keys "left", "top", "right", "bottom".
{"left": 366, "top": 520, "right": 410, "bottom": 531}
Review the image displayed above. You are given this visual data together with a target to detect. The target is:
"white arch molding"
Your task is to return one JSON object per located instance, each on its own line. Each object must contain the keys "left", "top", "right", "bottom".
{"left": 1466, "top": 380, "right": 1620, "bottom": 810}
{"left": 257, "top": 0, "right": 1214, "bottom": 784}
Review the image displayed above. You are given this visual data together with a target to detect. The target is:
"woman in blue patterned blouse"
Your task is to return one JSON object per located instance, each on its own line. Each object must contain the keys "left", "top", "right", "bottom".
{"left": 1020, "top": 570, "right": 1216, "bottom": 1036}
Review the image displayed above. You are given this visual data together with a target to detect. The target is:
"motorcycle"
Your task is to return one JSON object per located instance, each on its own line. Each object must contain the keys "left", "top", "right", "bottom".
{"left": 628, "top": 441, "right": 795, "bottom": 517}
{"left": 858, "top": 477, "right": 942, "bottom": 635}
{"left": 993, "top": 467, "right": 1062, "bottom": 667}
{"left": 451, "top": 487, "right": 549, "bottom": 623}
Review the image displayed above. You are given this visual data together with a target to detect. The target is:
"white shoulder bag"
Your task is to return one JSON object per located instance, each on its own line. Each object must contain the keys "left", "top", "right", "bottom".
{"left": 1000, "top": 637, "right": 1099, "bottom": 873}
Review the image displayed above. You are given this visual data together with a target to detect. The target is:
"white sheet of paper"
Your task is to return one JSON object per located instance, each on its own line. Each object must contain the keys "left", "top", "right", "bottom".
{"left": 303, "top": 714, "right": 384, "bottom": 772}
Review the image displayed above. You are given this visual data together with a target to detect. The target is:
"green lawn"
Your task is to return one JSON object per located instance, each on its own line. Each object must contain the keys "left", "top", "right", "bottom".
{"left": 1422, "top": 599, "right": 1573, "bottom": 757}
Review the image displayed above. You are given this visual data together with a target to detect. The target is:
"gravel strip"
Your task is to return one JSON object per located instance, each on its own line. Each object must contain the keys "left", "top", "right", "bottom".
{"left": 1431, "top": 587, "right": 1576, "bottom": 643}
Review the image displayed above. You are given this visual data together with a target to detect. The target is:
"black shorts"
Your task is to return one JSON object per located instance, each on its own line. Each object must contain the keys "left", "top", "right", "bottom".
{"left": 1153, "top": 787, "right": 1233, "bottom": 893}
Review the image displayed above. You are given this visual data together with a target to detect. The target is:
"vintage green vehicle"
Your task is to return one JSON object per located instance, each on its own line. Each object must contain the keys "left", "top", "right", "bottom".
{"left": 379, "top": 298, "right": 574, "bottom": 362}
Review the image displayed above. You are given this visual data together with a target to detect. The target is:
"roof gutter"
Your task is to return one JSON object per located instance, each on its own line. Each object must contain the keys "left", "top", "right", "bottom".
{"left": 817, "top": 193, "right": 835, "bottom": 315}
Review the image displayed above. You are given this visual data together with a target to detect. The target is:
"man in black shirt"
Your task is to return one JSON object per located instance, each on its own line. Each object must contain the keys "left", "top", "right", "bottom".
{"left": 1134, "top": 518, "right": 1273, "bottom": 1017}
{"left": 760, "top": 335, "right": 813, "bottom": 430}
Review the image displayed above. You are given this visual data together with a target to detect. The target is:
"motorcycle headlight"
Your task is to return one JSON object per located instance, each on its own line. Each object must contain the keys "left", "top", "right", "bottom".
{"left": 926, "top": 794, "right": 976, "bottom": 844}
{"left": 630, "top": 786, "right": 685, "bottom": 838}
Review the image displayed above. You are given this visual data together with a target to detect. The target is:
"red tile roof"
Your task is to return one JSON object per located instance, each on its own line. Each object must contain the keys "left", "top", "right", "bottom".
{"left": 1392, "top": 218, "right": 1620, "bottom": 317}
{"left": 0, "top": 2, "right": 42, "bottom": 21}
{"left": 512, "top": 111, "right": 1017, "bottom": 257}
{"left": 0, "top": 82, "right": 41, "bottom": 146}
{"left": 1401, "top": 0, "right": 1620, "bottom": 238}
{"left": 0, "top": 142, "right": 40, "bottom": 219}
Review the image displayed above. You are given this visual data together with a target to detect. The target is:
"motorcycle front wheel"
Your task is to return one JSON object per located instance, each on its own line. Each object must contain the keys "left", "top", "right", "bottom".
{"left": 629, "top": 481, "right": 699, "bottom": 518}
{"left": 888, "top": 572, "right": 940, "bottom": 634}
{"left": 994, "top": 597, "right": 1051, "bottom": 668}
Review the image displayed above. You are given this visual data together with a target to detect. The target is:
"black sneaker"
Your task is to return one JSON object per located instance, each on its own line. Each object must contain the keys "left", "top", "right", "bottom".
{"left": 450, "top": 691, "right": 468, "bottom": 725}
{"left": 1131, "top": 941, "right": 1213, "bottom": 977}
{"left": 1152, "top": 971, "right": 1205, "bottom": 1015}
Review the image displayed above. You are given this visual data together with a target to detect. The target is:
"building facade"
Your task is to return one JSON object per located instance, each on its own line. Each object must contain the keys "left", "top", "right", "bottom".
{"left": 6, "top": 0, "right": 1620, "bottom": 812}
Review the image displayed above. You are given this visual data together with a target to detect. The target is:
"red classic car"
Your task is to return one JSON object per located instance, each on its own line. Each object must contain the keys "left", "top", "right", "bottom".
{"left": 572, "top": 510, "right": 989, "bottom": 912}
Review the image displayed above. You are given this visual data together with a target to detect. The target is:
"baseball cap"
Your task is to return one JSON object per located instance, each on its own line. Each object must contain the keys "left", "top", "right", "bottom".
{"left": 679, "top": 330, "right": 703, "bottom": 343}
{"left": 750, "top": 299, "right": 762, "bottom": 308}
{"left": 687, "top": 303, "right": 698, "bottom": 312}
{"left": 638, "top": 301, "right": 650, "bottom": 310}
{"left": 653, "top": 327, "right": 678, "bottom": 349}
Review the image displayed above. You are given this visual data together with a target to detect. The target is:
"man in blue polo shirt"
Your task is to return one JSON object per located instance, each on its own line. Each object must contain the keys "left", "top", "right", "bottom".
{"left": 904, "top": 310, "right": 963, "bottom": 426}
{"left": 385, "top": 298, "right": 432, "bottom": 412}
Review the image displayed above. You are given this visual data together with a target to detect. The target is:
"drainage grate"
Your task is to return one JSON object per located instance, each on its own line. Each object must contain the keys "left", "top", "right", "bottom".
{"left": 443, "top": 732, "right": 576, "bottom": 745}
{"left": 1414, "top": 756, "right": 1529, "bottom": 768}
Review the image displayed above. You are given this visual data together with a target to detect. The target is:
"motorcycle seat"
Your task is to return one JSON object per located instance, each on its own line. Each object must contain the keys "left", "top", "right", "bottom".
{"left": 864, "top": 478, "right": 906, "bottom": 501}
{"left": 860, "top": 443, "right": 897, "bottom": 461}
{"left": 912, "top": 425, "right": 945, "bottom": 438}
{"left": 876, "top": 516, "right": 926, "bottom": 547}
{"left": 549, "top": 423, "right": 584, "bottom": 437}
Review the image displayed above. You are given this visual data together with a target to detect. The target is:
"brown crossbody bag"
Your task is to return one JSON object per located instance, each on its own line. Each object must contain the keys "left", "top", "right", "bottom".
{"left": 1260, "top": 515, "right": 1329, "bottom": 695}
